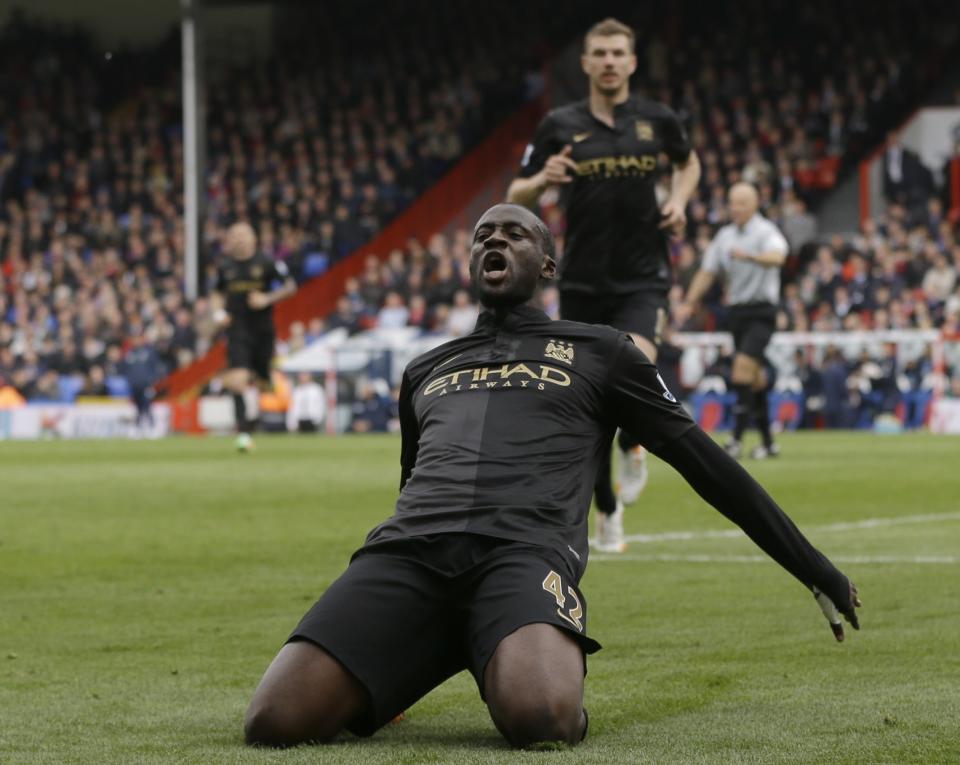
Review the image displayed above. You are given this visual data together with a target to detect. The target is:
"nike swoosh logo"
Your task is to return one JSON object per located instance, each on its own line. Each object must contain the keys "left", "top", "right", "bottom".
{"left": 573, "top": 132, "right": 591, "bottom": 143}
{"left": 433, "top": 352, "right": 464, "bottom": 371}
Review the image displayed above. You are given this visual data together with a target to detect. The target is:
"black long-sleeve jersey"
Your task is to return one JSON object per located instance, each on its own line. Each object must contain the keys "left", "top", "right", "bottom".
{"left": 518, "top": 97, "right": 691, "bottom": 296}
{"left": 363, "top": 304, "right": 851, "bottom": 608}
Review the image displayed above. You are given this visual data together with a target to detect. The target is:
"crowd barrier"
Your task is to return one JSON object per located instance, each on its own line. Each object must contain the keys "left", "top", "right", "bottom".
{"left": 0, "top": 401, "right": 171, "bottom": 440}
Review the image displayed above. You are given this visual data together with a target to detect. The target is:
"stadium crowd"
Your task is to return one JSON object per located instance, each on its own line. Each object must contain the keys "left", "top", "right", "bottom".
{"left": 1, "top": 2, "right": 959, "bottom": 433}
{"left": 0, "top": 2, "right": 572, "bottom": 403}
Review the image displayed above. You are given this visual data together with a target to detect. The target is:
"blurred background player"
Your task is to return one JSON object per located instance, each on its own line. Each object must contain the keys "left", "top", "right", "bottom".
{"left": 507, "top": 18, "right": 701, "bottom": 552}
{"left": 122, "top": 329, "right": 164, "bottom": 438}
{"left": 679, "top": 183, "right": 788, "bottom": 459}
{"left": 212, "top": 222, "right": 296, "bottom": 452}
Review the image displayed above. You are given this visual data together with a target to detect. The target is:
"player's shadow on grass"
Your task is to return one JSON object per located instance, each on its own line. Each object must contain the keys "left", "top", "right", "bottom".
{"left": 364, "top": 725, "right": 509, "bottom": 749}
{"left": 228, "top": 726, "right": 511, "bottom": 752}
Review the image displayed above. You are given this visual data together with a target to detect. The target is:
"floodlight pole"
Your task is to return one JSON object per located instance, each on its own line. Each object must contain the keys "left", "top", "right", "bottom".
{"left": 181, "top": 0, "right": 206, "bottom": 301}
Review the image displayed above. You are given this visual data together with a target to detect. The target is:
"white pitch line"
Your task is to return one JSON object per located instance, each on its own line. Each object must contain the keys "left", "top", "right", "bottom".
{"left": 592, "top": 553, "right": 960, "bottom": 565}
{"left": 623, "top": 511, "right": 960, "bottom": 545}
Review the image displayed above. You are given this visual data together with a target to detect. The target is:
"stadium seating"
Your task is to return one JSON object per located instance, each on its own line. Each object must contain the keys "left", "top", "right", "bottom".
{"left": 0, "top": 2, "right": 958, "bottom": 427}
{"left": 0, "top": 3, "right": 581, "bottom": 402}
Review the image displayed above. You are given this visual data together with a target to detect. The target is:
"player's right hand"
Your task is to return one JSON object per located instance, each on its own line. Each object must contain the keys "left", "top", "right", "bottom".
{"left": 812, "top": 581, "right": 861, "bottom": 642}
{"left": 541, "top": 145, "right": 577, "bottom": 185}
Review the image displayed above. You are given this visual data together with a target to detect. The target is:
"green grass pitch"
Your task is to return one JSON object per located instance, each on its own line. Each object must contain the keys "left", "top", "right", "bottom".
{"left": 1, "top": 432, "right": 959, "bottom": 764}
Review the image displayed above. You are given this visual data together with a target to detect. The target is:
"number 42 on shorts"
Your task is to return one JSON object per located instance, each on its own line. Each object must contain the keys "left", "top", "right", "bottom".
{"left": 542, "top": 570, "right": 584, "bottom": 632}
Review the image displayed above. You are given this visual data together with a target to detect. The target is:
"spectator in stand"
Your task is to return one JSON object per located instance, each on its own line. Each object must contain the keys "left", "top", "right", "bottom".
{"left": 349, "top": 381, "right": 391, "bottom": 433}
{"left": 327, "top": 297, "right": 360, "bottom": 335}
{"left": 883, "top": 131, "right": 933, "bottom": 209}
{"left": 922, "top": 253, "right": 957, "bottom": 308}
{"left": 781, "top": 195, "right": 818, "bottom": 255}
{"left": 822, "top": 347, "right": 851, "bottom": 429}
{"left": 940, "top": 139, "right": 960, "bottom": 211}
{"left": 287, "top": 371, "right": 326, "bottom": 433}
{"left": 445, "top": 290, "right": 479, "bottom": 337}
{"left": 377, "top": 292, "right": 410, "bottom": 329}
{"left": 305, "top": 318, "right": 326, "bottom": 344}
{"left": 426, "top": 257, "right": 463, "bottom": 308}
{"left": 407, "top": 295, "right": 429, "bottom": 329}
{"left": 80, "top": 365, "right": 109, "bottom": 397}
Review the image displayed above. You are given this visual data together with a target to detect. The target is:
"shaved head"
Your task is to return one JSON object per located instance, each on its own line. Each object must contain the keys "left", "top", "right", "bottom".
{"left": 475, "top": 204, "right": 556, "bottom": 262}
{"left": 728, "top": 183, "right": 759, "bottom": 226}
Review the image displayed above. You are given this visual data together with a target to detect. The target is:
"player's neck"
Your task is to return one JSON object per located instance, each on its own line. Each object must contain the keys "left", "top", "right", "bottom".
{"left": 479, "top": 297, "right": 541, "bottom": 320}
{"left": 589, "top": 87, "right": 629, "bottom": 127}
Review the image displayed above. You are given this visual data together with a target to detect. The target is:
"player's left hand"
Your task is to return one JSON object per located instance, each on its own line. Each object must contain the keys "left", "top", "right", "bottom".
{"left": 247, "top": 291, "right": 270, "bottom": 309}
{"left": 812, "top": 581, "right": 862, "bottom": 642}
{"left": 658, "top": 199, "right": 687, "bottom": 238}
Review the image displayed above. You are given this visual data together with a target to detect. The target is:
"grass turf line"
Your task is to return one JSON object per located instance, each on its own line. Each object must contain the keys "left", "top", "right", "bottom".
{"left": 1, "top": 432, "right": 958, "bottom": 764}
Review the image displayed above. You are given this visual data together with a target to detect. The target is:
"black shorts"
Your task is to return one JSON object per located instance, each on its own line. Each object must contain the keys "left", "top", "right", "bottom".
{"left": 226, "top": 325, "right": 274, "bottom": 381}
{"left": 560, "top": 290, "right": 668, "bottom": 346}
{"left": 288, "top": 534, "right": 601, "bottom": 737}
{"left": 727, "top": 304, "right": 777, "bottom": 362}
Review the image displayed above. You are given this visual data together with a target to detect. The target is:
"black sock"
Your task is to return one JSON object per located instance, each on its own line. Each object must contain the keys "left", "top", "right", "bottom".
{"left": 594, "top": 441, "right": 617, "bottom": 515}
{"left": 732, "top": 383, "right": 752, "bottom": 442}
{"left": 754, "top": 389, "right": 773, "bottom": 448}
{"left": 617, "top": 429, "right": 642, "bottom": 453}
{"left": 232, "top": 392, "right": 248, "bottom": 434}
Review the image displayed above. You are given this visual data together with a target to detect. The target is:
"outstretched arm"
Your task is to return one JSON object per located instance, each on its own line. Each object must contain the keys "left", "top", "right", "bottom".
{"left": 606, "top": 336, "right": 862, "bottom": 640}
{"left": 653, "top": 428, "right": 861, "bottom": 639}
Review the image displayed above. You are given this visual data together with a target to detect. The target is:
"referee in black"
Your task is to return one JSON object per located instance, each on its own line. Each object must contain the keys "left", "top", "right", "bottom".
{"left": 212, "top": 222, "right": 296, "bottom": 452}
{"left": 507, "top": 17, "right": 701, "bottom": 553}
{"left": 244, "top": 204, "right": 860, "bottom": 750}
{"left": 679, "top": 183, "right": 788, "bottom": 459}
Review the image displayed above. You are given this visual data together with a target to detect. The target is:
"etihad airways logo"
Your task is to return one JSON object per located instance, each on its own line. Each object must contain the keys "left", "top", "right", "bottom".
{"left": 575, "top": 154, "right": 657, "bottom": 178}
{"left": 423, "top": 363, "right": 572, "bottom": 397}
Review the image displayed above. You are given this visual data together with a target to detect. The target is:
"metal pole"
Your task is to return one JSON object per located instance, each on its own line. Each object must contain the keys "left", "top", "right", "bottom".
{"left": 181, "top": 0, "right": 205, "bottom": 301}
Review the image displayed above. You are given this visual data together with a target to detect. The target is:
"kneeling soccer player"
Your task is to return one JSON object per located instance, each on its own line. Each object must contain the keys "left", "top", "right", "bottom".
{"left": 244, "top": 204, "right": 861, "bottom": 749}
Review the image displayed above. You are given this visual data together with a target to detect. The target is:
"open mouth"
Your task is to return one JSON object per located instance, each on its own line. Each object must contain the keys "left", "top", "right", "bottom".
{"left": 482, "top": 251, "right": 508, "bottom": 283}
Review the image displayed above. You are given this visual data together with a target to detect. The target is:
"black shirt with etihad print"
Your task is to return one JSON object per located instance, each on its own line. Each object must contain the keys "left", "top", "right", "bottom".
{"left": 519, "top": 96, "right": 691, "bottom": 296}
{"left": 215, "top": 253, "right": 289, "bottom": 332}
{"left": 363, "top": 304, "right": 851, "bottom": 609}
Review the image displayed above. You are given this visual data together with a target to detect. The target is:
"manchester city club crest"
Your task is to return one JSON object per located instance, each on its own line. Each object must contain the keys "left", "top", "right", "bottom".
{"left": 635, "top": 120, "right": 654, "bottom": 141}
{"left": 544, "top": 339, "right": 575, "bottom": 364}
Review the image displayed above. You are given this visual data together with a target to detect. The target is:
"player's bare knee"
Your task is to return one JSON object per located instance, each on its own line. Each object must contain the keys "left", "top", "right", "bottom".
{"left": 489, "top": 685, "right": 582, "bottom": 748}
{"left": 244, "top": 702, "right": 290, "bottom": 747}
{"left": 498, "top": 696, "right": 582, "bottom": 748}
{"left": 243, "top": 702, "right": 338, "bottom": 748}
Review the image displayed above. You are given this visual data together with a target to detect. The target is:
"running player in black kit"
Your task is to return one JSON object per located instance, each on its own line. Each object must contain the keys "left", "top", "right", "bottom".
{"left": 243, "top": 205, "right": 861, "bottom": 750}
{"left": 212, "top": 222, "right": 296, "bottom": 451}
{"left": 508, "top": 18, "right": 701, "bottom": 553}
